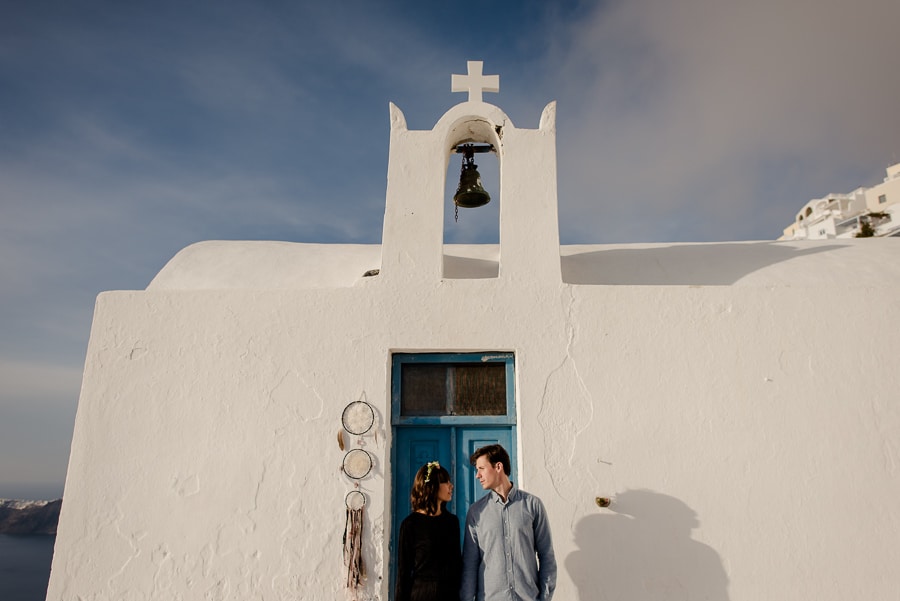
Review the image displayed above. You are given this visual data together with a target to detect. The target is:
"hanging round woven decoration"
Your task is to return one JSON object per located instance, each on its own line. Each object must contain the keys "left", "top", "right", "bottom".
{"left": 341, "top": 400, "right": 375, "bottom": 435}
{"left": 342, "top": 449, "right": 374, "bottom": 480}
{"left": 345, "top": 490, "right": 366, "bottom": 511}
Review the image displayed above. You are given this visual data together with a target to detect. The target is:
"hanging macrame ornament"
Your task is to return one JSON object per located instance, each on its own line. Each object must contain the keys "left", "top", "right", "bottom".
{"left": 343, "top": 491, "right": 366, "bottom": 590}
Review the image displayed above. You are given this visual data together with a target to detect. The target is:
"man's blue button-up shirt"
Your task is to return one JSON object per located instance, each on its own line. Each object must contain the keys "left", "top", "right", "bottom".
{"left": 460, "top": 485, "right": 556, "bottom": 601}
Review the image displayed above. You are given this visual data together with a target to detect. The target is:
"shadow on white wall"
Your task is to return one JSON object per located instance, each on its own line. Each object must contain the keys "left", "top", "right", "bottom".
{"left": 561, "top": 241, "right": 842, "bottom": 285}
{"left": 566, "top": 489, "right": 729, "bottom": 600}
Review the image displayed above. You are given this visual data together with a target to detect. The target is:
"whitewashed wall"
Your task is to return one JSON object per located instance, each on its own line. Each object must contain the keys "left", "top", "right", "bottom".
{"left": 48, "top": 90, "right": 900, "bottom": 601}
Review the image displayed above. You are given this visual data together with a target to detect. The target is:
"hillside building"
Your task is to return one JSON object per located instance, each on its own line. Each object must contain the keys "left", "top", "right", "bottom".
{"left": 780, "top": 163, "right": 900, "bottom": 239}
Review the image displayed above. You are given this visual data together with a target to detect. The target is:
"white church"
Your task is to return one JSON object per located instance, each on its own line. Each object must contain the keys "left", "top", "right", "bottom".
{"left": 48, "top": 62, "right": 900, "bottom": 601}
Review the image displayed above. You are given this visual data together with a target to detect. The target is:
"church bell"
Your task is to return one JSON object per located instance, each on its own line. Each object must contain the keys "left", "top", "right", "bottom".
{"left": 453, "top": 145, "right": 491, "bottom": 210}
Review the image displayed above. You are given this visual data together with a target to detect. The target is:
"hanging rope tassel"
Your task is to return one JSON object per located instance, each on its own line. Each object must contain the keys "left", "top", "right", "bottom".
{"left": 343, "top": 504, "right": 365, "bottom": 590}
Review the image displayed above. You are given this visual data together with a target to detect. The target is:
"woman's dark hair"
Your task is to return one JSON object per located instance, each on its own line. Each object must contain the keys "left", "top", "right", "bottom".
{"left": 410, "top": 462, "right": 451, "bottom": 516}
{"left": 470, "top": 444, "right": 511, "bottom": 476}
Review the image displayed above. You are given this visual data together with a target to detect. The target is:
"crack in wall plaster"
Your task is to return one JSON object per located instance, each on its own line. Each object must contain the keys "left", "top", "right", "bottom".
{"left": 245, "top": 427, "right": 288, "bottom": 538}
{"left": 108, "top": 508, "right": 148, "bottom": 596}
{"left": 248, "top": 464, "right": 266, "bottom": 531}
{"left": 537, "top": 287, "right": 600, "bottom": 512}
{"left": 197, "top": 522, "right": 268, "bottom": 600}
{"left": 172, "top": 474, "right": 200, "bottom": 497}
{"left": 128, "top": 342, "right": 147, "bottom": 360}
{"left": 205, "top": 578, "right": 228, "bottom": 601}
{"left": 200, "top": 543, "right": 214, "bottom": 579}
{"left": 150, "top": 544, "right": 174, "bottom": 596}
{"left": 273, "top": 469, "right": 336, "bottom": 596}
{"left": 274, "top": 492, "right": 304, "bottom": 595}
{"left": 869, "top": 396, "right": 898, "bottom": 475}
{"left": 269, "top": 368, "right": 326, "bottom": 422}
{"left": 398, "top": 249, "right": 416, "bottom": 270}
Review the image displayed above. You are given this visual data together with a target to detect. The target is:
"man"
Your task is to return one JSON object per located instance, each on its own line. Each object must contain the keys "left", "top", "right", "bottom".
{"left": 460, "top": 444, "right": 556, "bottom": 601}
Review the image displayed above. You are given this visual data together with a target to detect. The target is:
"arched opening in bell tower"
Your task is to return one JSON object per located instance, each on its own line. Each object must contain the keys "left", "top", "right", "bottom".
{"left": 441, "top": 117, "right": 502, "bottom": 278}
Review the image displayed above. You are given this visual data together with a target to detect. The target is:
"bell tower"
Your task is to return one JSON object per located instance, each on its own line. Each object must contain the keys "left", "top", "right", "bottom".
{"left": 379, "top": 61, "right": 561, "bottom": 285}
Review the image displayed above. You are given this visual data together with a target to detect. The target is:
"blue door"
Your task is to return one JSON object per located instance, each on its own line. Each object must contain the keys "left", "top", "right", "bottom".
{"left": 393, "top": 426, "right": 516, "bottom": 537}
{"left": 455, "top": 427, "right": 516, "bottom": 516}
{"left": 389, "top": 353, "right": 517, "bottom": 598}
{"left": 394, "top": 427, "right": 453, "bottom": 516}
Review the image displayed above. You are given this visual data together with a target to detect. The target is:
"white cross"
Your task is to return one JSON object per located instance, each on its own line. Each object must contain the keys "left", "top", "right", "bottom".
{"left": 451, "top": 61, "right": 499, "bottom": 103}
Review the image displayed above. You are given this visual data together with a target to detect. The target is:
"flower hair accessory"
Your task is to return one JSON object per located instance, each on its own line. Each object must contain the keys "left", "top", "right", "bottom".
{"left": 424, "top": 461, "right": 440, "bottom": 483}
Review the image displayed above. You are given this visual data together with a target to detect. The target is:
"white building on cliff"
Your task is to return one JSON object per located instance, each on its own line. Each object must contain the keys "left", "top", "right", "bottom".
{"left": 48, "top": 62, "right": 900, "bottom": 601}
{"left": 781, "top": 162, "right": 900, "bottom": 240}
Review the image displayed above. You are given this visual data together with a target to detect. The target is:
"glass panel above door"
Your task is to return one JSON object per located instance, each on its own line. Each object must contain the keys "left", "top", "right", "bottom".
{"left": 392, "top": 352, "right": 515, "bottom": 423}
{"left": 400, "top": 363, "right": 507, "bottom": 416}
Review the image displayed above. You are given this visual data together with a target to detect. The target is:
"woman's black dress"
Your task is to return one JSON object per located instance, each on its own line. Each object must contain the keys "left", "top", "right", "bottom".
{"left": 395, "top": 511, "right": 461, "bottom": 601}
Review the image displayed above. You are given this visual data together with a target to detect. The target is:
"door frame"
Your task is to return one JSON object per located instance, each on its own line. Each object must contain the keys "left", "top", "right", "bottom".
{"left": 388, "top": 352, "right": 517, "bottom": 597}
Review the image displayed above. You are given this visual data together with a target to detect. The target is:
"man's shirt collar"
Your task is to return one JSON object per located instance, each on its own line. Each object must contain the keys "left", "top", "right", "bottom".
{"left": 490, "top": 482, "right": 517, "bottom": 504}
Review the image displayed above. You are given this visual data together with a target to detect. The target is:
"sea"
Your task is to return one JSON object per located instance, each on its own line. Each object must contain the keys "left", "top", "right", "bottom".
{"left": 0, "top": 534, "right": 55, "bottom": 601}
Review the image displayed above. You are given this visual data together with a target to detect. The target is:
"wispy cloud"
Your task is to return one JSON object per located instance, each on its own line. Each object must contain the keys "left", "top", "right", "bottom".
{"left": 545, "top": 0, "right": 900, "bottom": 242}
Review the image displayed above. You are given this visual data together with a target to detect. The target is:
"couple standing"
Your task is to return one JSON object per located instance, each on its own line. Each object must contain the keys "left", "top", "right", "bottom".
{"left": 395, "top": 444, "right": 557, "bottom": 601}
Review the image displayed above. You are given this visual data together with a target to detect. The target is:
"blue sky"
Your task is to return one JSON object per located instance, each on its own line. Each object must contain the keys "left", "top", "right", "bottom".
{"left": 2, "top": 0, "right": 898, "bottom": 499}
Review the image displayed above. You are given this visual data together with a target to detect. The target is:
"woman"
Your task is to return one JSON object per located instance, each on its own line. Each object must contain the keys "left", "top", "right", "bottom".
{"left": 395, "top": 461, "right": 462, "bottom": 601}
